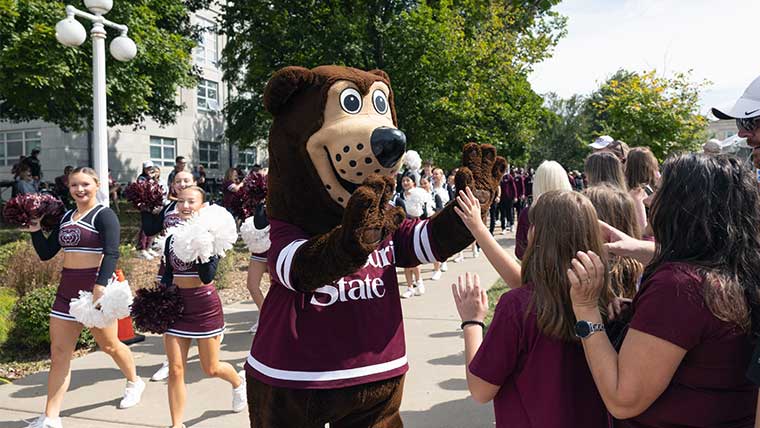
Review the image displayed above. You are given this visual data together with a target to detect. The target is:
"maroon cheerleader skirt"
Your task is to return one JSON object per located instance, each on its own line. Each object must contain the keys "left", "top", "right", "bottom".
{"left": 165, "top": 284, "right": 225, "bottom": 339}
{"left": 50, "top": 267, "right": 99, "bottom": 322}
{"left": 250, "top": 251, "right": 268, "bottom": 263}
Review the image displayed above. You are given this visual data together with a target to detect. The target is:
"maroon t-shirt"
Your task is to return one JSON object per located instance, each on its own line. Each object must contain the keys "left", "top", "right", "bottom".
{"left": 245, "top": 217, "right": 439, "bottom": 389}
{"left": 619, "top": 262, "right": 756, "bottom": 428}
{"left": 514, "top": 207, "right": 530, "bottom": 260}
{"left": 469, "top": 284, "right": 608, "bottom": 428}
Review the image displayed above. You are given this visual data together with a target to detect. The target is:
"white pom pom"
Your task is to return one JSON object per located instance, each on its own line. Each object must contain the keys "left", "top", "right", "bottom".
{"left": 241, "top": 216, "right": 271, "bottom": 254}
{"left": 98, "top": 279, "right": 133, "bottom": 321}
{"left": 403, "top": 150, "right": 422, "bottom": 171}
{"left": 201, "top": 204, "right": 238, "bottom": 258}
{"left": 69, "top": 291, "right": 108, "bottom": 328}
{"left": 404, "top": 187, "right": 427, "bottom": 218}
{"left": 172, "top": 212, "right": 214, "bottom": 263}
{"left": 154, "top": 226, "right": 178, "bottom": 256}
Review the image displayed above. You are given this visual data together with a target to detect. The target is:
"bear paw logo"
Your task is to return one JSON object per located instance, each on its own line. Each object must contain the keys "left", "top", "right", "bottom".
{"left": 59, "top": 228, "right": 81, "bottom": 247}
{"left": 164, "top": 214, "right": 182, "bottom": 228}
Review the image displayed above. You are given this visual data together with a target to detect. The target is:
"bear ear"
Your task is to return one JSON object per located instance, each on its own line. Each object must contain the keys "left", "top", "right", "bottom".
{"left": 263, "top": 66, "right": 314, "bottom": 115}
{"left": 368, "top": 69, "right": 391, "bottom": 85}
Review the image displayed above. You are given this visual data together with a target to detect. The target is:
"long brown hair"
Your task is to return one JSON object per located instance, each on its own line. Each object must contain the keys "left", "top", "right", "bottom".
{"left": 585, "top": 152, "right": 626, "bottom": 190}
{"left": 646, "top": 154, "right": 760, "bottom": 333}
{"left": 522, "top": 191, "right": 611, "bottom": 341}
{"left": 625, "top": 147, "right": 659, "bottom": 189}
{"left": 584, "top": 185, "right": 644, "bottom": 298}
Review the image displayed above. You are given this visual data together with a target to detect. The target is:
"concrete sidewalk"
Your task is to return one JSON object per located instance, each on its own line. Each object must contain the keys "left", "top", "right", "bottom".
{"left": 0, "top": 233, "right": 516, "bottom": 428}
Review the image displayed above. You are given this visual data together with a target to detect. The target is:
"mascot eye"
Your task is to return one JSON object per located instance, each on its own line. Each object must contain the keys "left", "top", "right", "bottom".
{"left": 373, "top": 90, "right": 388, "bottom": 114}
{"left": 340, "top": 88, "right": 362, "bottom": 114}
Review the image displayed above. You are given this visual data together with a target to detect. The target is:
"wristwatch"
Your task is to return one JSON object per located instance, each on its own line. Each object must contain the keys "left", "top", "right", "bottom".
{"left": 574, "top": 320, "right": 605, "bottom": 339}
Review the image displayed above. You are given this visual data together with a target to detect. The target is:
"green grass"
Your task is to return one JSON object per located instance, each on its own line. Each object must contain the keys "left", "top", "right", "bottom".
{"left": 485, "top": 278, "right": 510, "bottom": 327}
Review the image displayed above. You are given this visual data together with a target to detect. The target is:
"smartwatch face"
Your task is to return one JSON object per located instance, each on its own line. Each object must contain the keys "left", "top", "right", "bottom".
{"left": 575, "top": 321, "right": 591, "bottom": 338}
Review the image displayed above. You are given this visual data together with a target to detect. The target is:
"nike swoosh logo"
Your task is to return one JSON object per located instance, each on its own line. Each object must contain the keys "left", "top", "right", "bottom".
{"left": 745, "top": 109, "right": 760, "bottom": 116}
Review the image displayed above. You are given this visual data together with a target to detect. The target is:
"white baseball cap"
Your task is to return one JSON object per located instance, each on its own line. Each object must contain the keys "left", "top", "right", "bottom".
{"left": 142, "top": 160, "right": 155, "bottom": 169}
{"left": 712, "top": 75, "right": 760, "bottom": 119}
{"left": 589, "top": 135, "right": 614, "bottom": 149}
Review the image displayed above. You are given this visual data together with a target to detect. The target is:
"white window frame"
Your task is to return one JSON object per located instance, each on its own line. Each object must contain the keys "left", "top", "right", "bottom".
{"left": 0, "top": 129, "right": 41, "bottom": 167}
{"left": 238, "top": 148, "right": 258, "bottom": 171}
{"left": 149, "top": 136, "right": 177, "bottom": 167}
{"left": 199, "top": 141, "right": 221, "bottom": 170}
{"left": 197, "top": 79, "right": 220, "bottom": 112}
{"left": 194, "top": 17, "right": 218, "bottom": 68}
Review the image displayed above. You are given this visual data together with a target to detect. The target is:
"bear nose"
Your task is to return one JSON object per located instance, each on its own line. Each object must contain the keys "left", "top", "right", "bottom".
{"left": 371, "top": 127, "right": 407, "bottom": 168}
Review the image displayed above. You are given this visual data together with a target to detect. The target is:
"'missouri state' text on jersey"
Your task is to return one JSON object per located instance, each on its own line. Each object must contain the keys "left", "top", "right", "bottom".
{"left": 245, "top": 217, "right": 440, "bottom": 389}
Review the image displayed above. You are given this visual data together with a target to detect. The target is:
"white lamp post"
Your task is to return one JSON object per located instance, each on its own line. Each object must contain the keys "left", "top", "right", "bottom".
{"left": 55, "top": 1, "right": 136, "bottom": 206}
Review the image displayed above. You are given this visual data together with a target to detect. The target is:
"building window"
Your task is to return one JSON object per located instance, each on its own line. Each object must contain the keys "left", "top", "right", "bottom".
{"left": 199, "top": 141, "right": 220, "bottom": 170}
{"left": 237, "top": 148, "right": 258, "bottom": 172}
{"left": 150, "top": 136, "right": 176, "bottom": 167}
{"left": 197, "top": 79, "right": 220, "bottom": 112}
{"left": 0, "top": 129, "right": 41, "bottom": 166}
{"left": 194, "top": 18, "right": 218, "bottom": 68}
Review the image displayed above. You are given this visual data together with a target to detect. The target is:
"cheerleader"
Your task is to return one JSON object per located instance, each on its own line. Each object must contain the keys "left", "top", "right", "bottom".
{"left": 140, "top": 170, "right": 196, "bottom": 382}
{"left": 161, "top": 186, "right": 246, "bottom": 428}
{"left": 22, "top": 167, "right": 144, "bottom": 428}
{"left": 244, "top": 201, "right": 268, "bottom": 334}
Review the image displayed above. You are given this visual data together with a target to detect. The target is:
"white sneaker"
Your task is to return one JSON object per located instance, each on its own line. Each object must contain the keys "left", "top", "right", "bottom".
{"left": 415, "top": 281, "right": 426, "bottom": 296}
{"left": 453, "top": 254, "right": 465, "bottom": 263}
{"left": 473, "top": 248, "right": 480, "bottom": 258}
{"left": 232, "top": 370, "right": 247, "bottom": 413}
{"left": 150, "top": 361, "right": 170, "bottom": 382}
{"left": 249, "top": 322, "right": 258, "bottom": 334}
{"left": 502, "top": 229, "right": 509, "bottom": 235}
{"left": 119, "top": 378, "right": 146, "bottom": 409}
{"left": 139, "top": 250, "right": 154, "bottom": 260}
{"left": 431, "top": 270, "right": 442, "bottom": 281}
{"left": 147, "top": 248, "right": 160, "bottom": 257}
{"left": 440, "top": 262, "right": 448, "bottom": 272}
{"left": 25, "top": 415, "right": 62, "bottom": 428}
{"left": 401, "top": 287, "right": 415, "bottom": 299}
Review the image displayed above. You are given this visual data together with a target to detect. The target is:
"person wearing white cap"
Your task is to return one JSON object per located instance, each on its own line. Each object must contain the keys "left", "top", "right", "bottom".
{"left": 711, "top": 75, "right": 760, "bottom": 168}
{"left": 588, "top": 135, "right": 615, "bottom": 152}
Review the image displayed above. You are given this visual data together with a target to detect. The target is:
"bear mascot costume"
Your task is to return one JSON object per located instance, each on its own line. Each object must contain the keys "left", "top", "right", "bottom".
{"left": 244, "top": 65, "right": 506, "bottom": 428}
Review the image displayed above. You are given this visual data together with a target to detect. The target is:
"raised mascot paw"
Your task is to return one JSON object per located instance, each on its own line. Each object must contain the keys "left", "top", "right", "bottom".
{"left": 342, "top": 175, "right": 405, "bottom": 254}
{"left": 454, "top": 143, "right": 507, "bottom": 217}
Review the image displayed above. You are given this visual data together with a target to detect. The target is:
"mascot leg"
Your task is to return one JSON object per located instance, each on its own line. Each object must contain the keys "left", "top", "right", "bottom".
{"left": 247, "top": 373, "right": 405, "bottom": 428}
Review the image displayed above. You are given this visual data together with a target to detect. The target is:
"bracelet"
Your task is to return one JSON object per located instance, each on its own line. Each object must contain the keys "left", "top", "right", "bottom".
{"left": 460, "top": 320, "right": 485, "bottom": 330}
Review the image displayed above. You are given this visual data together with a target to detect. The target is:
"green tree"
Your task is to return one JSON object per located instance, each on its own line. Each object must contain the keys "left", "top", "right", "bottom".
{"left": 0, "top": 0, "right": 211, "bottom": 131}
{"left": 588, "top": 69, "right": 710, "bottom": 160}
{"left": 220, "top": 0, "right": 565, "bottom": 167}
{"left": 530, "top": 93, "right": 592, "bottom": 171}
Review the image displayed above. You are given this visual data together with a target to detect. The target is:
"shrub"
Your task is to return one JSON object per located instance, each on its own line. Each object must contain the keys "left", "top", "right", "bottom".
{"left": 0, "top": 240, "right": 63, "bottom": 297}
{"left": 214, "top": 252, "right": 237, "bottom": 290}
{"left": 0, "top": 288, "right": 17, "bottom": 346}
{"left": 118, "top": 244, "right": 136, "bottom": 277}
{"left": 7, "top": 286, "right": 94, "bottom": 353}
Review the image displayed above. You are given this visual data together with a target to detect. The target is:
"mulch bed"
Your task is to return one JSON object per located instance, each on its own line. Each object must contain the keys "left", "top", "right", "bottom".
{"left": 0, "top": 248, "right": 268, "bottom": 382}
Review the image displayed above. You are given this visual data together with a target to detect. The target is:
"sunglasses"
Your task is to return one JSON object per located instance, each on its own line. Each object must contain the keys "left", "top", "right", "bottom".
{"left": 736, "top": 117, "right": 760, "bottom": 132}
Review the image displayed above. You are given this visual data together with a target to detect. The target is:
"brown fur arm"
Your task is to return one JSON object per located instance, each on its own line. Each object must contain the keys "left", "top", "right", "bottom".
{"left": 289, "top": 176, "right": 403, "bottom": 292}
{"left": 429, "top": 143, "right": 506, "bottom": 260}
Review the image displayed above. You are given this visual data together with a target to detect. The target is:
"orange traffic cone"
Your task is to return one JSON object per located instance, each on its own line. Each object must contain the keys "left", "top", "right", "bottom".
{"left": 114, "top": 269, "right": 145, "bottom": 345}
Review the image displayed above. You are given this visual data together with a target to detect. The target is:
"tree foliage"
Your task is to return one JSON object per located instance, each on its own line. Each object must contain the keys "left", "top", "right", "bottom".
{"left": 0, "top": 0, "right": 211, "bottom": 131}
{"left": 221, "top": 0, "right": 566, "bottom": 168}
{"left": 587, "top": 69, "right": 709, "bottom": 160}
{"left": 529, "top": 93, "right": 591, "bottom": 172}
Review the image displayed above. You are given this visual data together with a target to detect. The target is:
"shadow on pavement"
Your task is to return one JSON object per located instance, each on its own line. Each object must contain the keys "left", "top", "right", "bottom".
{"left": 428, "top": 352, "right": 464, "bottom": 366}
{"left": 184, "top": 409, "right": 236, "bottom": 427}
{"left": 437, "top": 377, "right": 468, "bottom": 391}
{"left": 401, "top": 397, "right": 493, "bottom": 428}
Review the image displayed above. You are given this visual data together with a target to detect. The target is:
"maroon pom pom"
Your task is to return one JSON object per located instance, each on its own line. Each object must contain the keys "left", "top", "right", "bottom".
{"left": 3, "top": 193, "right": 65, "bottom": 231}
{"left": 131, "top": 284, "right": 184, "bottom": 334}
{"left": 124, "top": 180, "right": 164, "bottom": 212}
{"left": 241, "top": 172, "right": 268, "bottom": 219}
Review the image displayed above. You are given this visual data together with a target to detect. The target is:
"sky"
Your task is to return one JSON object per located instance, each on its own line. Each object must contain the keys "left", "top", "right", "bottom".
{"left": 528, "top": 0, "right": 760, "bottom": 114}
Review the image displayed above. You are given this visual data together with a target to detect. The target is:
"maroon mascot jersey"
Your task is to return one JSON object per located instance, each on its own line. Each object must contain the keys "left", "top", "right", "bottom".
{"left": 245, "top": 217, "right": 439, "bottom": 389}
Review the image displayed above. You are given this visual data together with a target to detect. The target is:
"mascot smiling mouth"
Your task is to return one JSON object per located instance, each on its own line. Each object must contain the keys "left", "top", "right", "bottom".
{"left": 306, "top": 79, "right": 407, "bottom": 206}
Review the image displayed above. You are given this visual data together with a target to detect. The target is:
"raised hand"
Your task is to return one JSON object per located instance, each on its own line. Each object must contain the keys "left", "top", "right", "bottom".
{"left": 342, "top": 175, "right": 405, "bottom": 254}
{"left": 454, "top": 143, "right": 507, "bottom": 219}
{"left": 452, "top": 272, "right": 489, "bottom": 322}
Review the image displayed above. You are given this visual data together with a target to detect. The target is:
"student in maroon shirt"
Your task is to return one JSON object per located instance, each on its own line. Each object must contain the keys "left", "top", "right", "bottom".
{"left": 569, "top": 153, "right": 759, "bottom": 427}
{"left": 452, "top": 189, "right": 610, "bottom": 428}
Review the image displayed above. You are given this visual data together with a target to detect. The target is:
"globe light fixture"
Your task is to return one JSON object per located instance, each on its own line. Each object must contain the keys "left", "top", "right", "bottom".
{"left": 54, "top": 2, "right": 136, "bottom": 207}
{"left": 55, "top": 16, "right": 87, "bottom": 47}
{"left": 110, "top": 35, "right": 137, "bottom": 62}
{"left": 84, "top": 0, "right": 113, "bottom": 15}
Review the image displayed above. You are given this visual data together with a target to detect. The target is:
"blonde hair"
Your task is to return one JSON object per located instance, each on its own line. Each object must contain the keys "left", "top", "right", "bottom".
{"left": 533, "top": 161, "right": 572, "bottom": 200}
{"left": 71, "top": 167, "right": 100, "bottom": 185}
